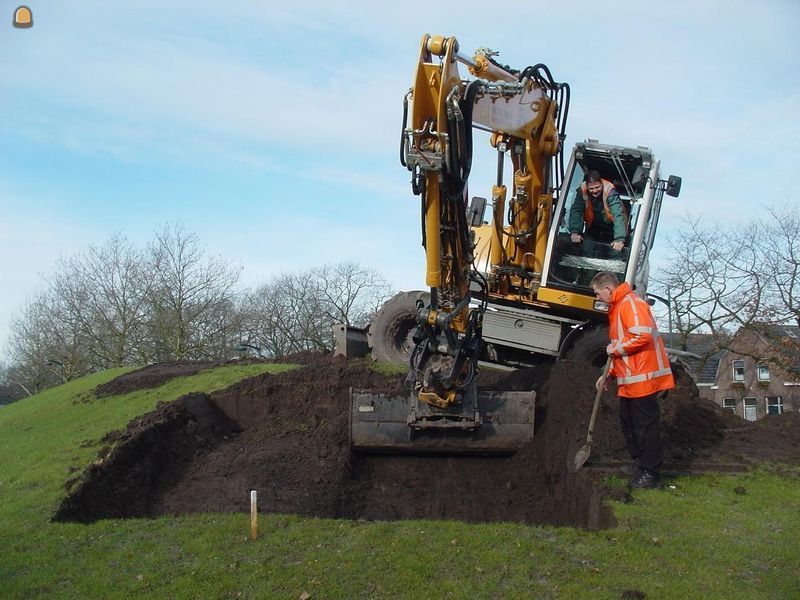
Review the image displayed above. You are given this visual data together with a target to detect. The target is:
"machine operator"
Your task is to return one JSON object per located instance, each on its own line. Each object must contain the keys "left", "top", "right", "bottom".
{"left": 568, "top": 170, "right": 628, "bottom": 256}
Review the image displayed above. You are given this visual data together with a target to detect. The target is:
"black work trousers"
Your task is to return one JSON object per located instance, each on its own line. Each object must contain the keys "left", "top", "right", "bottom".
{"left": 619, "top": 393, "right": 663, "bottom": 474}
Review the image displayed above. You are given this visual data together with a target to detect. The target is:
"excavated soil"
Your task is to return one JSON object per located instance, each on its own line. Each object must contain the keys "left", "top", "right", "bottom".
{"left": 93, "top": 357, "right": 274, "bottom": 398}
{"left": 93, "top": 362, "right": 219, "bottom": 397}
{"left": 56, "top": 355, "right": 800, "bottom": 529}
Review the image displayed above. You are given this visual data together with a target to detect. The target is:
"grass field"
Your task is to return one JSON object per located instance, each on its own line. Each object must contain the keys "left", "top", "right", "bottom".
{"left": 1, "top": 365, "right": 798, "bottom": 599}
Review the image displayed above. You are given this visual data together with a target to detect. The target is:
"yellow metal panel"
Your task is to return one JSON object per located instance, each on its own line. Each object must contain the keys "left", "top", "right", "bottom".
{"left": 536, "top": 287, "right": 599, "bottom": 312}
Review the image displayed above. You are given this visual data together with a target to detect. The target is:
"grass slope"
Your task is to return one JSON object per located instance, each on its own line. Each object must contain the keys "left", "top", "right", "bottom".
{"left": 1, "top": 365, "right": 798, "bottom": 599}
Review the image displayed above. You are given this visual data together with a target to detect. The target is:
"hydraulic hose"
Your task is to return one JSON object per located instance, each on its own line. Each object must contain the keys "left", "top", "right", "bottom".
{"left": 400, "top": 90, "right": 411, "bottom": 168}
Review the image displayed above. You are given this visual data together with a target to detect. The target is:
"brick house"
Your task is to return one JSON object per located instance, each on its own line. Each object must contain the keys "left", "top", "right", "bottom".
{"left": 666, "top": 326, "right": 799, "bottom": 421}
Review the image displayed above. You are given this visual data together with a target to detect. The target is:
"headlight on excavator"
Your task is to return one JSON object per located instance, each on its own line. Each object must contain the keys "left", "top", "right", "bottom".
{"left": 593, "top": 300, "right": 610, "bottom": 312}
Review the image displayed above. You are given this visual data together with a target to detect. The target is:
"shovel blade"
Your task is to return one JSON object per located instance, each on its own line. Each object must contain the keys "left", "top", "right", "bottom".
{"left": 570, "top": 443, "right": 592, "bottom": 473}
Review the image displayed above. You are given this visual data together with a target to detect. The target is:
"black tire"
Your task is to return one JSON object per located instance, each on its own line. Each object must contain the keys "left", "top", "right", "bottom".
{"left": 369, "top": 290, "right": 430, "bottom": 366}
{"left": 563, "top": 326, "right": 610, "bottom": 368}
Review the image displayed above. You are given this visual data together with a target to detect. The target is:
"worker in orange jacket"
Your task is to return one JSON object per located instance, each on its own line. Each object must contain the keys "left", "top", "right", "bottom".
{"left": 591, "top": 271, "right": 674, "bottom": 489}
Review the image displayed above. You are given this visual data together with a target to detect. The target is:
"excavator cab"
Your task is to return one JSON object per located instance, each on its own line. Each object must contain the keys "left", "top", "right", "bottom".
{"left": 543, "top": 141, "right": 674, "bottom": 297}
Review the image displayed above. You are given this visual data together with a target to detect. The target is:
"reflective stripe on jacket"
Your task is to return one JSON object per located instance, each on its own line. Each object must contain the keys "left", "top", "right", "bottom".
{"left": 608, "top": 282, "right": 674, "bottom": 398}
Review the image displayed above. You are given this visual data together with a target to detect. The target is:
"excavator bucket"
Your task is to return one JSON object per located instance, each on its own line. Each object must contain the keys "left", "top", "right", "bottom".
{"left": 350, "top": 387, "right": 535, "bottom": 454}
{"left": 332, "top": 323, "right": 370, "bottom": 358}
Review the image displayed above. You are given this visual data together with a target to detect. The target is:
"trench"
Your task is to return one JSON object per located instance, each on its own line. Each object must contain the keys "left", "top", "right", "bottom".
{"left": 55, "top": 356, "right": 757, "bottom": 530}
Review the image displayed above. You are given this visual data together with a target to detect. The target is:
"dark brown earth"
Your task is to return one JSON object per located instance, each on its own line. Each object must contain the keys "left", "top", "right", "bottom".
{"left": 93, "top": 353, "right": 323, "bottom": 398}
{"left": 55, "top": 354, "right": 800, "bottom": 529}
{"left": 93, "top": 362, "right": 217, "bottom": 397}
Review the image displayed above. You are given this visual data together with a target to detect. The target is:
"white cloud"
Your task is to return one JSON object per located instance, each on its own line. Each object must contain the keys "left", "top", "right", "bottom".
{"left": 2, "top": 8, "right": 408, "bottom": 167}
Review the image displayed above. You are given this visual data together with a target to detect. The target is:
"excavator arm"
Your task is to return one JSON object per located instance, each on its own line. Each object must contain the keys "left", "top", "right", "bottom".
{"left": 350, "top": 34, "right": 568, "bottom": 453}
{"left": 401, "top": 35, "right": 567, "bottom": 410}
{"left": 401, "top": 34, "right": 479, "bottom": 410}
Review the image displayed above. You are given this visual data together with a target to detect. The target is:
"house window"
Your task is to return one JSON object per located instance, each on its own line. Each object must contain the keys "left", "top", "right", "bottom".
{"left": 722, "top": 398, "right": 737, "bottom": 415}
{"left": 732, "top": 360, "right": 745, "bottom": 382}
{"left": 766, "top": 396, "right": 783, "bottom": 415}
{"left": 757, "top": 364, "right": 770, "bottom": 381}
{"left": 744, "top": 397, "right": 758, "bottom": 421}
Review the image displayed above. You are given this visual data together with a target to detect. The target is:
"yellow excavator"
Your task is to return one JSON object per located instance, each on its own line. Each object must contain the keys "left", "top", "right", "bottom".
{"left": 344, "top": 34, "right": 681, "bottom": 454}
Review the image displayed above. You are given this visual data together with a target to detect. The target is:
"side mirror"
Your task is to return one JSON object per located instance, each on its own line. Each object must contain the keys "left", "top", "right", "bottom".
{"left": 467, "top": 196, "right": 487, "bottom": 227}
{"left": 666, "top": 175, "right": 682, "bottom": 198}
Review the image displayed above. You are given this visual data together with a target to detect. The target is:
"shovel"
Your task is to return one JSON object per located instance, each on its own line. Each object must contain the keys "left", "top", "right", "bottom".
{"left": 570, "top": 356, "right": 612, "bottom": 473}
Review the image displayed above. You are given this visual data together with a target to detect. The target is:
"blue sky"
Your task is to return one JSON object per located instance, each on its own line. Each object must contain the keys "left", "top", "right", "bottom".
{"left": 1, "top": 1, "right": 798, "bottom": 350}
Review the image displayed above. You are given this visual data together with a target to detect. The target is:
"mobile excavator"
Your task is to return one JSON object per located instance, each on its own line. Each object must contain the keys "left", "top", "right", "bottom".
{"left": 344, "top": 34, "right": 682, "bottom": 454}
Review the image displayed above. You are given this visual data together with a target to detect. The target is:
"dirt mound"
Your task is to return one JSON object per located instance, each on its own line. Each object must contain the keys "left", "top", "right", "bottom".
{"left": 273, "top": 350, "right": 332, "bottom": 365}
{"left": 54, "top": 393, "right": 241, "bottom": 522}
{"left": 586, "top": 365, "right": 800, "bottom": 470}
{"left": 57, "top": 355, "right": 800, "bottom": 529}
{"left": 93, "top": 353, "right": 330, "bottom": 397}
{"left": 94, "top": 362, "right": 222, "bottom": 397}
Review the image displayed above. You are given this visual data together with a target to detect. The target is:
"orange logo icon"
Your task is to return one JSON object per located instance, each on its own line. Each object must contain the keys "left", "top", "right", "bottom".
{"left": 13, "top": 6, "right": 33, "bottom": 28}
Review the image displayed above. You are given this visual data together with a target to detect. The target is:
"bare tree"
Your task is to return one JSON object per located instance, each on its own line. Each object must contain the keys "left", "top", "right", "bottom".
{"left": 5, "top": 293, "right": 83, "bottom": 395}
{"left": 4, "top": 234, "right": 148, "bottom": 393}
{"left": 146, "top": 223, "right": 241, "bottom": 360}
{"left": 652, "top": 204, "right": 800, "bottom": 373}
{"left": 239, "top": 262, "right": 393, "bottom": 357}
{"left": 6, "top": 302, "right": 50, "bottom": 396}
{"left": 4, "top": 234, "right": 151, "bottom": 392}
{"left": 655, "top": 219, "right": 757, "bottom": 343}
{"left": 755, "top": 205, "right": 800, "bottom": 327}
{"left": 49, "top": 234, "right": 153, "bottom": 368}
{"left": 2, "top": 225, "right": 249, "bottom": 393}
{"left": 240, "top": 273, "right": 329, "bottom": 357}
{"left": 2, "top": 224, "right": 395, "bottom": 394}
{"left": 308, "top": 261, "right": 393, "bottom": 328}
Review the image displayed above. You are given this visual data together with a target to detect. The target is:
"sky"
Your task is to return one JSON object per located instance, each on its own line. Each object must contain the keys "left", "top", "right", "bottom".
{"left": 1, "top": 0, "right": 798, "bottom": 352}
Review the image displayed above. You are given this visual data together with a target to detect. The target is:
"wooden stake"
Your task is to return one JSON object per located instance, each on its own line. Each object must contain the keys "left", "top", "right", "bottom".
{"left": 250, "top": 490, "right": 258, "bottom": 540}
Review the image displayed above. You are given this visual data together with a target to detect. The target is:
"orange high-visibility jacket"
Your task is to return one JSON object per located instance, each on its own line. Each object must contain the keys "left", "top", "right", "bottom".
{"left": 607, "top": 282, "right": 674, "bottom": 398}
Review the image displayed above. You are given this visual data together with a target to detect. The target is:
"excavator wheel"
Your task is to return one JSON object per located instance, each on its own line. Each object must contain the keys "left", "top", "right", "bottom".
{"left": 369, "top": 290, "right": 430, "bottom": 365}
{"left": 563, "top": 326, "right": 610, "bottom": 368}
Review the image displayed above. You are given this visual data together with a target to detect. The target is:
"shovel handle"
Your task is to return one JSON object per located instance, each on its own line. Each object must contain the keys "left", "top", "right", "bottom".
{"left": 586, "top": 356, "right": 612, "bottom": 444}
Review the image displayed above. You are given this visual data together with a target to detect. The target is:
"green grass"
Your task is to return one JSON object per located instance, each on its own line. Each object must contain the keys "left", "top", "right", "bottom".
{"left": 368, "top": 359, "right": 409, "bottom": 377}
{"left": 0, "top": 363, "right": 293, "bottom": 522}
{"left": 1, "top": 365, "right": 798, "bottom": 599}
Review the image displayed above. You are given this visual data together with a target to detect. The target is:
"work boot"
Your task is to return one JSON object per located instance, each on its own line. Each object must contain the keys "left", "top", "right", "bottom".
{"left": 629, "top": 469, "right": 660, "bottom": 489}
{"left": 619, "top": 463, "right": 641, "bottom": 477}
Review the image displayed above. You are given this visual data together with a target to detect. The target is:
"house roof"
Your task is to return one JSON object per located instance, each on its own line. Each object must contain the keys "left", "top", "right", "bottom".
{"left": 761, "top": 324, "right": 800, "bottom": 338}
{"left": 662, "top": 332, "right": 723, "bottom": 385}
{"left": 661, "top": 324, "right": 800, "bottom": 384}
